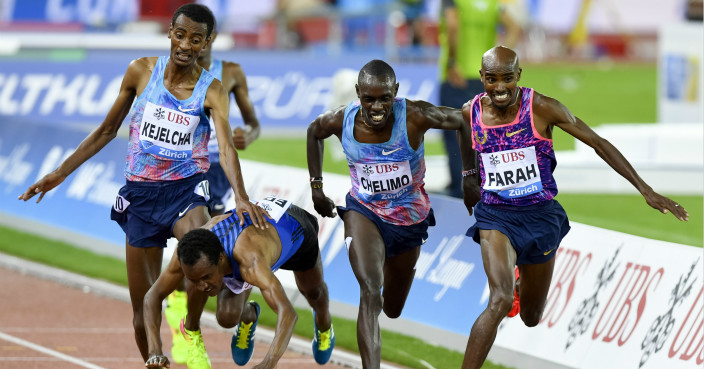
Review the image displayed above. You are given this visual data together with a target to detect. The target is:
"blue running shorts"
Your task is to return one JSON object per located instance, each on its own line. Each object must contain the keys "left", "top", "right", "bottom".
{"left": 337, "top": 193, "right": 436, "bottom": 258}
{"left": 110, "top": 173, "right": 210, "bottom": 248}
{"left": 466, "top": 200, "right": 571, "bottom": 265}
{"left": 204, "top": 162, "right": 231, "bottom": 213}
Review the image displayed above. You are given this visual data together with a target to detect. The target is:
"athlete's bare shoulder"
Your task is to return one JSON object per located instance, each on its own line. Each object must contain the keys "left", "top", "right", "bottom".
{"left": 310, "top": 104, "right": 346, "bottom": 138}
{"left": 123, "top": 57, "right": 158, "bottom": 91}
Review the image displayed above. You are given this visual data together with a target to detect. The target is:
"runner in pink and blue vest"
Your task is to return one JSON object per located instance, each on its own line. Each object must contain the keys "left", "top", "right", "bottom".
{"left": 459, "top": 46, "right": 689, "bottom": 369}
{"left": 307, "top": 59, "right": 469, "bottom": 368}
{"left": 18, "top": 5, "right": 267, "bottom": 368}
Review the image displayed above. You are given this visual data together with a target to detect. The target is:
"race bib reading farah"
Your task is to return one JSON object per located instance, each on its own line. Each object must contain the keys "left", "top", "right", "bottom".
{"left": 354, "top": 161, "right": 412, "bottom": 200}
{"left": 481, "top": 146, "right": 543, "bottom": 198}
{"left": 139, "top": 102, "right": 200, "bottom": 160}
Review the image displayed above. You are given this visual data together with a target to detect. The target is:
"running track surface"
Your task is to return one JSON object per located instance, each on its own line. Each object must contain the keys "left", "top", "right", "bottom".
{"left": 0, "top": 266, "right": 350, "bottom": 369}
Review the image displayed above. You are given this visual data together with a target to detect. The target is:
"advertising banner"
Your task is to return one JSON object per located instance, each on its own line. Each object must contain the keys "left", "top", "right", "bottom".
{"left": 0, "top": 52, "right": 437, "bottom": 131}
{"left": 2, "top": 121, "right": 700, "bottom": 368}
{"left": 493, "top": 225, "right": 703, "bottom": 369}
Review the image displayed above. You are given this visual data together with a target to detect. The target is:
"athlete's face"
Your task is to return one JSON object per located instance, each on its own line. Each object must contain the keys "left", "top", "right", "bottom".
{"left": 355, "top": 74, "right": 399, "bottom": 129}
{"left": 168, "top": 14, "right": 211, "bottom": 67}
{"left": 480, "top": 60, "right": 522, "bottom": 110}
{"left": 181, "top": 254, "right": 224, "bottom": 297}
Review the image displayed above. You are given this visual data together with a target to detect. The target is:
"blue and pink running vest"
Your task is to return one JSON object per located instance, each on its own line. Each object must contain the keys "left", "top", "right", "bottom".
{"left": 124, "top": 56, "right": 214, "bottom": 181}
{"left": 342, "top": 98, "right": 430, "bottom": 225}
{"left": 469, "top": 87, "right": 558, "bottom": 206}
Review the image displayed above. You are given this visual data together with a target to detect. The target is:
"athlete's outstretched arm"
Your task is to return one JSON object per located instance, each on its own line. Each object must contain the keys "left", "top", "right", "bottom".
{"left": 144, "top": 249, "right": 186, "bottom": 368}
{"left": 236, "top": 239, "right": 297, "bottom": 369}
{"left": 18, "top": 58, "right": 147, "bottom": 203}
{"left": 306, "top": 108, "right": 344, "bottom": 218}
{"left": 206, "top": 80, "right": 268, "bottom": 228}
{"left": 228, "top": 63, "right": 260, "bottom": 150}
{"left": 534, "top": 92, "right": 689, "bottom": 221}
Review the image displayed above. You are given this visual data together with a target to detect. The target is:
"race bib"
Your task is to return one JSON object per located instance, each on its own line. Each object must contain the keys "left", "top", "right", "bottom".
{"left": 256, "top": 195, "right": 292, "bottom": 222}
{"left": 354, "top": 161, "right": 412, "bottom": 200}
{"left": 194, "top": 180, "right": 211, "bottom": 202}
{"left": 139, "top": 102, "right": 200, "bottom": 160}
{"left": 481, "top": 146, "right": 543, "bottom": 199}
{"left": 113, "top": 195, "right": 130, "bottom": 213}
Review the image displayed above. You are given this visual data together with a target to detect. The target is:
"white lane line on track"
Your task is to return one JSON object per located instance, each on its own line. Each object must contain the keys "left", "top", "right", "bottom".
{"left": 0, "top": 331, "right": 107, "bottom": 369}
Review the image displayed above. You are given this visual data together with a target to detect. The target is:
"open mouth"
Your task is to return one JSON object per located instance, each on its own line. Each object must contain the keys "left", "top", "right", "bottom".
{"left": 493, "top": 92, "right": 510, "bottom": 104}
{"left": 175, "top": 52, "right": 191, "bottom": 62}
{"left": 371, "top": 113, "right": 384, "bottom": 122}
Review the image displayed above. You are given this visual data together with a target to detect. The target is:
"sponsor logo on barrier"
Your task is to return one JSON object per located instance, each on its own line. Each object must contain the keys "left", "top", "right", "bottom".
{"left": 641, "top": 258, "right": 700, "bottom": 367}
{"left": 416, "top": 235, "right": 475, "bottom": 301}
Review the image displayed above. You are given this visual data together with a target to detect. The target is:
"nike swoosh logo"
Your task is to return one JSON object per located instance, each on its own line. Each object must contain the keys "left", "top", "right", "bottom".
{"left": 421, "top": 238, "right": 427, "bottom": 245}
{"left": 178, "top": 105, "right": 197, "bottom": 112}
{"left": 543, "top": 248, "right": 554, "bottom": 256}
{"left": 382, "top": 147, "right": 402, "bottom": 155}
{"left": 179, "top": 203, "right": 193, "bottom": 217}
{"left": 506, "top": 128, "right": 526, "bottom": 138}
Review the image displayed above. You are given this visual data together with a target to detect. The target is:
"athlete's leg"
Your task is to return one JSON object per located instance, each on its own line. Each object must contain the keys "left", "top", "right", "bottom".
{"left": 215, "top": 287, "right": 252, "bottom": 328}
{"left": 461, "top": 229, "right": 518, "bottom": 369}
{"left": 125, "top": 240, "right": 164, "bottom": 361}
{"left": 381, "top": 245, "right": 421, "bottom": 318}
{"left": 293, "top": 253, "right": 331, "bottom": 331}
{"left": 517, "top": 257, "right": 556, "bottom": 327}
{"left": 344, "top": 210, "right": 386, "bottom": 369}
{"left": 173, "top": 205, "right": 212, "bottom": 332}
{"left": 173, "top": 205, "right": 210, "bottom": 240}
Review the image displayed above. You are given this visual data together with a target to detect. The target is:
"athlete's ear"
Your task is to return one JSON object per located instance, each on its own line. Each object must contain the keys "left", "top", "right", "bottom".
{"left": 355, "top": 84, "right": 360, "bottom": 98}
{"left": 516, "top": 68, "right": 522, "bottom": 82}
{"left": 393, "top": 82, "right": 399, "bottom": 96}
{"left": 168, "top": 24, "right": 173, "bottom": 39}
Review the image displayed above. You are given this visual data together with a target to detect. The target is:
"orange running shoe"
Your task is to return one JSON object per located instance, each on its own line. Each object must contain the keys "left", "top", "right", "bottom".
{"left": 507, "top": 267, "right": 520, "bottom": 318}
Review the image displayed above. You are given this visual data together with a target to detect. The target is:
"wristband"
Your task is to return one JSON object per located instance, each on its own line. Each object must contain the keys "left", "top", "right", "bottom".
{"left": 311, "top": 182, "right": 323, "bottom": 189}
{"left": 310, "top": 177, "right": 323, "bottom": 183}
{"left": 462, "top": 169, "right": 478, "bottom": 177}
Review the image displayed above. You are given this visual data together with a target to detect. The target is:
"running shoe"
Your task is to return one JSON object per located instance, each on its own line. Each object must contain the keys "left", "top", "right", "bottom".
{"left": 231, "top": 301, "right": 260, "bottom": 366}
{"left": 180, "top": 319, "right": 211, "bottom": 369}
{"left": 165, "top": 290, "right": 188, "bottom": 363}
{"left": 312, "top": 311, "right": 335, "bottom": 365}
{"left": 507, "top": 266, "right": 520, "bottom": 318}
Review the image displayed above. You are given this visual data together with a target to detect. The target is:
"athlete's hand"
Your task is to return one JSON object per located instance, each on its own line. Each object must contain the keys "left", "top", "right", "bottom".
{"left": 312, "top": 190, "right": 336, "bottom": 218}
{"left": 643, "top": 190, "right": 689, "bottom": 221}
{"left": 447, "top": 65, "right": 467, "bottom": 89}
{"left": 236, "top": 197, "right": 270, "bottom": 229}
{"left": 232, "top": 126, "right": 252, "bottom": 150}
{"left": 462, "top": 177, "right": 481, "bottom": 216}
{"left": 18, "top": 171, "right": 66, "bottom": 203}
{"left": 145, "top": 354, "right": 170, "bottom": 368}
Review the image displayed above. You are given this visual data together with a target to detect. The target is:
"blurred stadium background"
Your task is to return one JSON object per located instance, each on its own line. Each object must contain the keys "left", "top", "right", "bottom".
{"left": 0, "top": 0, "right": 702, "bottom": 368}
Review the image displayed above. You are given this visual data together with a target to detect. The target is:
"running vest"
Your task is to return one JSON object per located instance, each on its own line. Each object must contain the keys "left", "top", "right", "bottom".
{"left": 206, "top": 59, "right": 224, "bottom": 162}
{"left": 125, "top": 56, "right": 214, "bottom": 181}
{"left": 209, "top": 196, "right": 304, "bottom": 294}
{"left": 469, "top": 87, "right": 557, "bottom": 206}
{"left": 342, "top": 98, "right": 430, "bottom": 225}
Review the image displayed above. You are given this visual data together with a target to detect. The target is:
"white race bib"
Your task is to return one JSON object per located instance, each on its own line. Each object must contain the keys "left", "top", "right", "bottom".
{"left": 354, "top": 161, "right": 412, "bottom": 200}
{"left": 481, "top": 146, "right": 543, "bottom": 199}
{"left": 194, "top": 180, "right": 211, "bottom": 202}
{"left": 256, "top": 195, "right": 292, "bottom": 222}
{"left": 139, "top": 102, "right": 200, "bottom": 160}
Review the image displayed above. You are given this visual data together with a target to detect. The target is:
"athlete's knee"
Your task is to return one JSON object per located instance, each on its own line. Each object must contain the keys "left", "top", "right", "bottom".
{"left": 300, "top": 282, "right": 328, "bottom": 304}
{"left": 382, "top": 302, "right": 404, "bottom": 319}
{"left": 359, "top": 279, "right": 383, "bottom": 307}
{"left": 520, "top": 308, "right": 544, "bottom": 327}
{"left": 488, "top": 288, "right": 514, "bottom": 316}
{"left": 216, "top": 305, "right": 243, "bottom": 328}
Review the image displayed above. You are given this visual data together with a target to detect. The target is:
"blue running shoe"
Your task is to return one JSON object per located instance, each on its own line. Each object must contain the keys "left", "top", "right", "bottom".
{"left": 312, "top": 312, "right": 335, "bottom": 365}
{"left": 231, "top": 301, "right": 260, "bottom": 366}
